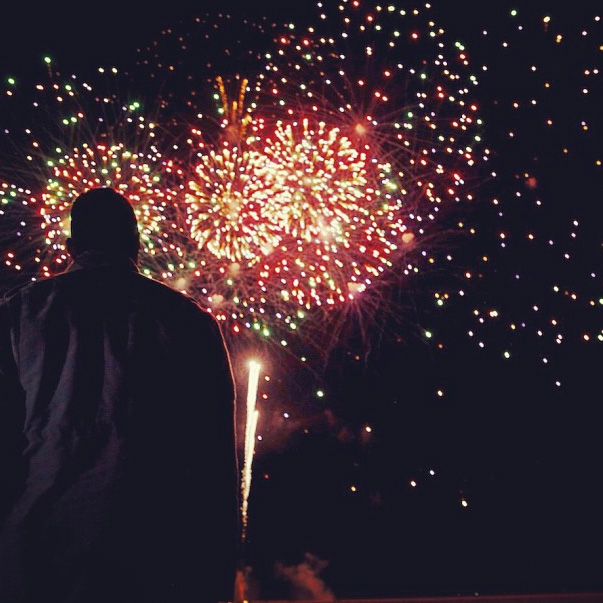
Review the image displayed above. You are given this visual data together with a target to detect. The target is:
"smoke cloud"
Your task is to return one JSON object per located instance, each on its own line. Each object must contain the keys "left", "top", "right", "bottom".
{"left": 275, "top": 553, "right": 335, "bottom": 601}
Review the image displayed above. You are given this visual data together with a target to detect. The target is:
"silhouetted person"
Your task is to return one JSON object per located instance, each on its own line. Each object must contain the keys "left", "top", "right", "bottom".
{"left": 0, "top": 188, "right": 238, "bottom": 603}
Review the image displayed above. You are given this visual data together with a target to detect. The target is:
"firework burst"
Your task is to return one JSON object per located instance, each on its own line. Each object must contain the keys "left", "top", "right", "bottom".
{"left": 262, "top": 118, "right": 370, "bottom": 242}
{"left": 133, "top": 1, "right": 485, "bottom": 343}
{"left": 37, "top": 141, "right": 182, "bottom": 276}
{"left": 186, "top": 143, "right": 283, "bottom": 263}
{"left": 2, "top": 1, "right": 486, "bottom": 351}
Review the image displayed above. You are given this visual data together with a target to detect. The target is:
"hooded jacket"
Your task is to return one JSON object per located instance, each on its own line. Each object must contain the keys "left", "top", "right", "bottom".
{"left": 0, "top": 258, "right": 238, "bottom": 603}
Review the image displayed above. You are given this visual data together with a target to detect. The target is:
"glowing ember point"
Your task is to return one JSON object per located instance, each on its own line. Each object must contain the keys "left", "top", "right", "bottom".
{"left": 210, "top": 293, "right": 225, "bottom": 307}
{"left": 347, "top": 281, "right": 367, "bottom": 295}
{"left": 174, "top": 277, "right": 188, "bottom": 291}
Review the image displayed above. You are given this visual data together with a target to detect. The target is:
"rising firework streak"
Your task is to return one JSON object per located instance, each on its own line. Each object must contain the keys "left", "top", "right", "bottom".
{"left": 241, "top": 359, "right": 261, "bottom": 541}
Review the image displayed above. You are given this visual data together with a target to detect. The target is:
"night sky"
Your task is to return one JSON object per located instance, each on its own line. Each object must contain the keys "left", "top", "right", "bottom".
{"left": 1, "top": 1, "right": 602, "bottom": 600}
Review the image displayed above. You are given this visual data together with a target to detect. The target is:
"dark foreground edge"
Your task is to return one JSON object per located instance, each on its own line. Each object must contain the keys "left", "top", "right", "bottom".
{"left": 257, "top": 594, "right": 603, "bottom": 603}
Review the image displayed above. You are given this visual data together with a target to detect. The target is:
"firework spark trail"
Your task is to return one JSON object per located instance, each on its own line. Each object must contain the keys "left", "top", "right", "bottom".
{"left": 241, "top": 359, "right": 261, "bottom": 541}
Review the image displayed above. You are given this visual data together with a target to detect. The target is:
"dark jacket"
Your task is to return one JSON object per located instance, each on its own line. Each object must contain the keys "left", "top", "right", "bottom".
{"left": 0, "top": 258, "right": 237, "bottom": 603}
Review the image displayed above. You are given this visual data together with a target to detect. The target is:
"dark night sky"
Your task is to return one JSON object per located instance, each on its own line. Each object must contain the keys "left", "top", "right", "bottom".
{"left": 1, "top": 1, "right": 602, "bottom": 599}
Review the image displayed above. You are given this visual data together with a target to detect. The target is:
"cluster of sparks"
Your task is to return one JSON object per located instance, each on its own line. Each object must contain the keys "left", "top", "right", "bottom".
{"left": 39, "top": 142, "right": 182, "bottom": 273}
{"left": 295, "top": 4, "right": 602, "bottom": 518}
{"left": 0, "top": 0, "right": 483, "bottom": 350}
{"left": 416, "top": 7, "right": 603, "bottom": 389}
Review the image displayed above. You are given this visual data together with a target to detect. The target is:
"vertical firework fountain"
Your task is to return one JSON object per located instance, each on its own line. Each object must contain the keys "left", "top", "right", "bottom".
{"left": 241, "top": 359, "right": 261, "bottom": 542}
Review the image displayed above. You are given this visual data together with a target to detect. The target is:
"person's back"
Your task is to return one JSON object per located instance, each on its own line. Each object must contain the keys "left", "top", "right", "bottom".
{"left": 0, "top": 189, "right": 237, "bottom": 603}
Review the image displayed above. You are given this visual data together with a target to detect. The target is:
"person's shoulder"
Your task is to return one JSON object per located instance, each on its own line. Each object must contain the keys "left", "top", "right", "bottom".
{"left": 133, "top": 273, "right": 193, "bottom": 308}
{"left": 135, "top": 276, "right": 225, "bottom": 337}
{"left": 0, "top": 272, "right": 70, "bottom": 307}
{"left": 133, "top": 274, "right": 214, "bottom": 323}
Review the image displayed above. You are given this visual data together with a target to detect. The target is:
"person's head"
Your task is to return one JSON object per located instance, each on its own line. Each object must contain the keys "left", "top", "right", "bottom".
{"left": 67, "top": 187, "right": 140, "bottom": 262}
